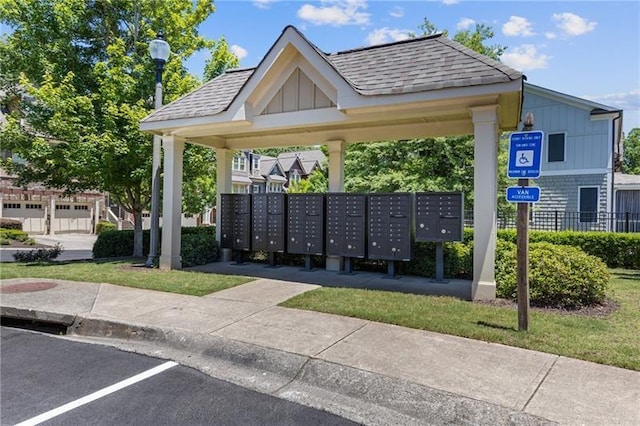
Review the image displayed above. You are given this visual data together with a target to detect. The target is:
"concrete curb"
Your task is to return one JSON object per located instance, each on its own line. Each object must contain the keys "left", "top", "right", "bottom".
{"left": 5, "top": 309, "right": 556, "bottom": 425}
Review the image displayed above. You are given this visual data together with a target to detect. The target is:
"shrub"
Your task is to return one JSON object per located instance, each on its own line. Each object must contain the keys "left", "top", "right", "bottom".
{"left": 96, "top": 221, "right": 117, "bottom": 234}
{"left": 0, "top": 218, "right": 22, "bottom": 230}
{"left": 497, "top": 229, "right": 640, "bottom": 269}
{"left": 0, "top": 229, "right": 35, "bottom": 244}
{"left": 181, "top": 233, "right": 220, "bottom": 267}
{"left": 495, "top": 242, "right": 609, "bottom": 308}
{"left": 92, "top": 227, "right": 218, "bottom": 267}
{"left": 13, "top": 243, "right": 63, "bottom": 263}
{"left": 402, "top": 241, "right": 471, "bottom": 279}
{"left": 0, "top": 237, "right": 9, "bottom": 245}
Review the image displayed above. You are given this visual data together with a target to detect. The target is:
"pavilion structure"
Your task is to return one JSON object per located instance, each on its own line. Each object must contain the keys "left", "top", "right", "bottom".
{"left": 140, "top": 26, "right": 523, "bottom": 299}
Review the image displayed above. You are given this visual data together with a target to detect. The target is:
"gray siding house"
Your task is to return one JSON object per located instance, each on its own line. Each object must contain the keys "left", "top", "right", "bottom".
{"left": 521, "top": 83, "right": 634, "bottom": 231}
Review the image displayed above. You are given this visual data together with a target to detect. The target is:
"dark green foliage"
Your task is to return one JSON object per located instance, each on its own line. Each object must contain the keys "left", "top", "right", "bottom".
{"left": 181, "top": 233, "right": 220, "bottom": 267}
{"left": 497, "top": 229, "right": 640, "bottom": 269}
{"left": 0, "top": 228, "right": 34, "bottom": 243}
{"left": 401, "top": 241, "right": 472, "bottom": 279}
{"left": 95, "top": 221, "right": 116, "bottom": 234}
{"left": 92, "top": 226, "right": 218, "bottom": 267}
{"left": 13, "top": 243, "right": 62, "bottom": 262}
{"left": 495, "top": 242, "right": 610, "bottom": 308}
{"left": 0, "top": 218, "right": 22, "bottom": 230}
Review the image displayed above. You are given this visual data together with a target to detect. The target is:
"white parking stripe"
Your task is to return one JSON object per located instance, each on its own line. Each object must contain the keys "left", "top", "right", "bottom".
{"left": 15, "top": 361, "right": 178, "bottom": 426}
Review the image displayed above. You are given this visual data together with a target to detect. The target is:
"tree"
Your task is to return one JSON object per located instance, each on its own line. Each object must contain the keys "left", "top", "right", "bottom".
{"left": 623, "top": 128, "right": 640, "bottom": 174}
{"left": 204, "top": 37, "right": 240, "bottom": 82}
{"left": 287, "top": 168, "right": 328, "bottom": 193}
{"left": 0, "top": 0, "right": 214, "bottom": 257}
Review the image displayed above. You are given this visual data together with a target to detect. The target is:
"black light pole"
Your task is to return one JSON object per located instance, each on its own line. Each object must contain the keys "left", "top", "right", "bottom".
{"left": 146, "top": 32, "right": 170, "bottom": 267}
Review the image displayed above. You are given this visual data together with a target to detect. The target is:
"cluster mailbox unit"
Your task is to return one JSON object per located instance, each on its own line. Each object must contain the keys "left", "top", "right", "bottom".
{"left": 415, "top": 192, "right": 464, "bottom": 281}
{"left": 218, "top": 191, "right": 463, "bottom": 279}
{"left": 326, "top": 193, "right": 367, "bottom": 273}
{"left": 251, "top": 193, "right": 286, "bottom": 266}
{"left": 219, "top": 194, "right": 252, "bottom": 262}
{"left": 287, "top": 194, "right": 325, "bottom": 270}
{"left": 368, "top": 193, "right": 413, "bottom": 277}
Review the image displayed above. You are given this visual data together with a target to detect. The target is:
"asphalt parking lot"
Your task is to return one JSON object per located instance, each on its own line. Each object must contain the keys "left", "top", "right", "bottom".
{"left": 1, "top": 327, "right": 355, "bottom": 426}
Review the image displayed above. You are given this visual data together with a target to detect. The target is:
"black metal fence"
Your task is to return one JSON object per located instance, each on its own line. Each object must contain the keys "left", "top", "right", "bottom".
{"left": 464, "top": 211, "right": 640, "bottom": 233}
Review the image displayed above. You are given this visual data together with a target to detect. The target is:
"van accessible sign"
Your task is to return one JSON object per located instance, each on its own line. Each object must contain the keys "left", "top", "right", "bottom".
{"left": 508, "top": 131, "right": 544, "bottom": 179}
{"left": 506, "top": 186, "right": 540, "bottom": 203}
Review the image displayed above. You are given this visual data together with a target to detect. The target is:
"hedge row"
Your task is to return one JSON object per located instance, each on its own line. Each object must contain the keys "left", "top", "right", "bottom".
{"left": 0, "top": 218, "right": 22, "bottom": 230}
{"left": 92, "top": 226, "right": 219, "bottom": 267}
{"left": 496, "top": 229, "right": 640, "bottom": 269}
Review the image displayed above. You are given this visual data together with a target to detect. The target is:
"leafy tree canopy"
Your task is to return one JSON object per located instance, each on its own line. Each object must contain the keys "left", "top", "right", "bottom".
{"left": 0, "top": 0, "right": 215, "bottom": 256}
{"left": 204, "top": 37, "right": 240, "bottom": 81}
{"left": 623, "top": 128, "right": 640, "bottom": 174}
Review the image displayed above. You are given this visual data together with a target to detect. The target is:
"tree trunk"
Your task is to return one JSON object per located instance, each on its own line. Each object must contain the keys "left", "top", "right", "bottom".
{"left": 133, "top": 210, "right": 143, "bottom": 257}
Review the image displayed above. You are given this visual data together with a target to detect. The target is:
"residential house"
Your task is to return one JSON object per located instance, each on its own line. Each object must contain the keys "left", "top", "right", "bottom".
{"left": 230, "top": 149, "right": 325, "bottom": 193}
{"left": 521, "top": 82, "right": 638, "bottom": 231}
{"left": 0, "top": 96, "right": 105, "bottom": 234}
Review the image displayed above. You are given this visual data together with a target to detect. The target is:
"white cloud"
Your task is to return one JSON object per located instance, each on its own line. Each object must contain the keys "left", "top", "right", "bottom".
{"left": 253, "top": 0, "right": 275, "bottom": 9}
{"left": 297, "top": 0, "right": 370, "bottom": 27}
{"left": 502, "top": 16, "right": 535, "bottom": 37}
{"left": 389, "top": 6, "right": 404, "bottom": 18}
{"left": 231, "top": 45, "right": 248, "bottom": 60}
{"left": 545, "top": 32, "right": 557, "bottom": 40}
{"left": 552, "top": 12, "right": 597, "bottom": 36}
{"left": 442, "top": 0, "right": 459, "bottom": 4}
{"left": 366, "top": 27, "right": 411, "bottom": 46}
{"left": 584, "top": 89, "right": 640, "bottom": 110}
{"left": 456, "top": 18, "right": 475, "bottom": 31}
{"left": 501, "top": 44, "right": 550, "bottom": 71}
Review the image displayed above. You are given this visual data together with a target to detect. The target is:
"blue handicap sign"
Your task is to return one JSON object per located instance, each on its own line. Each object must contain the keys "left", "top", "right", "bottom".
{"left": 506, "top": 186, "right": 540, "bottom": 203}
{"left": 508, "top": 130, "right": 544, "bottom": 179}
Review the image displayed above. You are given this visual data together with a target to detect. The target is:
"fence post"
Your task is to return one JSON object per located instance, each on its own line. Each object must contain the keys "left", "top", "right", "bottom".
{"left": 554, "top": 210, "right": 558, "bottom": 232}
{"left": 626, "top": 212, "right": 630, "bottom": 233}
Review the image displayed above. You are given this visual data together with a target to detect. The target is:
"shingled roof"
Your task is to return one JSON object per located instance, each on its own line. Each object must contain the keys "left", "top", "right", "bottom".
{"left": 143, "top": 26, "right": 521, "bottom": 124}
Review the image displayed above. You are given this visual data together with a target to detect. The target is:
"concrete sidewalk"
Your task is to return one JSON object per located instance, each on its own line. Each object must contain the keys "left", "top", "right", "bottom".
{"left": 1, "top": 275, "right": 638, "bottom": 425}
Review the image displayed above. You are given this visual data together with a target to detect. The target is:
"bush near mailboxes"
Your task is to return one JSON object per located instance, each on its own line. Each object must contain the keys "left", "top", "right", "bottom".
{"left": 92, "top": 226, "right": 219, "bottom": 267}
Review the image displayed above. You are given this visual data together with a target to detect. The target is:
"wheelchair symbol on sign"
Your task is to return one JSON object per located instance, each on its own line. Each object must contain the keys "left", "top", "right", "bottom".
{"left": 515, "top": 150, "right": 534, "bottom": 167}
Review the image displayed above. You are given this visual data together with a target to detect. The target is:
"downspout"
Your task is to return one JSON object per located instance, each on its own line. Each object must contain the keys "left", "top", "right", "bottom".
{"left": 611, "top": 111, "right": 622, "bottom": 231}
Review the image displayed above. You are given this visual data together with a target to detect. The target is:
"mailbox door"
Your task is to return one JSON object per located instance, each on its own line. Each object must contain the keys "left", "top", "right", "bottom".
{"left": 219, "top": 194, "right": 234, "bottom": 249}
{"left": 251, "top": 194, "right": 268, "bottom": 251}
{"left": 305, "top": 194, "right": 325, "bottom": 255}
{"left": 344, "top": 194, "right": 366, "bottom": 258}
{"left": 267, "top": 193, "right": 286, "bottom": 252}
{"left": 415, "top": 192, "right": 463, "bottom": 242}
{"left": 368, "top": 194, "right": 391, "bottom": 260}
{"left": 287, "top": 194, "right": 306, "bottom": 254}
{"left": 326, "top": 194, "right": 344, "bottom": 256}
{"left": 389, "top": 194, "right": 412, "bottom": 261}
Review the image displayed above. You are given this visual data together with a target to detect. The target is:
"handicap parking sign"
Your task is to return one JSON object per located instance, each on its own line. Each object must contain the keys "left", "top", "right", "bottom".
{"left": 508, "top": 131, "right": 543, "bottom": 179}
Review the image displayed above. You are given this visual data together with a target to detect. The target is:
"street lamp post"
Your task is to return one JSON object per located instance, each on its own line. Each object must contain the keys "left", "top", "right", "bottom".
{"left": 145, "top": 32, "right": 170, "bottom": 267}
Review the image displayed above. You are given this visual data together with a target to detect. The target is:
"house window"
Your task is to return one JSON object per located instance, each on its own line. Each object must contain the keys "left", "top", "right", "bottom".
{"left": 579, "top": 187, "right": 599, "bottom": 223}
{"left": 268, "top": 182, "right": 282, "bottom": 193}
{"left": 232, "top": 155, "right": 247, "bottom": 172}
{"left": 232, "top": 183, "right": 249, "bottom": 194}
{"left": 26, "top": 204, "right": 43, "bottom": 209}
{"left": 251, "top": 157, "right": 260, "bottom": 175}
{"left": 548, "top": 133, "right": 565, "bottom": 163}
{"left": 74, "top": 205, "right": 89, "bottom": 210}
{"left": 289, "top": 171, "right": 301, "bottom": 185}
{"left": 3, "top": 203, "right": 21, "bottom": 209}
{"left": 252, "top": 184, "right": 262, "bottom": 193}
{"left": 55, "top": 204, "right": 71, "bottom": 210}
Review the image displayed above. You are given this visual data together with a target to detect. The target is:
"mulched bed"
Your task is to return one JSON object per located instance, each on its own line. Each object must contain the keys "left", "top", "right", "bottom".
{"left": 476, "top": 297, "right": 620, "bottom": 319}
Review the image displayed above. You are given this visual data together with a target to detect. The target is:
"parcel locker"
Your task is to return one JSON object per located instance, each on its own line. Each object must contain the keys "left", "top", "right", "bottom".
{"left": 326, "top": 193, "right": 366, "bottom": 258}
{"left": 415, "top": 192, "right": 464, "bottom": 242}
{"left": 219, "top": 194, "right": 251, "bottom": 251}
{"left": 367, "top": 193, "right": 413, "bottom": 261}
{"left": 286, "top": 194, "right": 325, "bottom": 255}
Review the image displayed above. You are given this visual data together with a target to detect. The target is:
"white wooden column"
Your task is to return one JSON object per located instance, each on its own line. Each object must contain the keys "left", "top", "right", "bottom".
{"left": 93, "top": 197, "right": 101, "bottom": 234}
{"left": 471, "top": 105, "right": 499, "bottom": 300}
{"left": 49, "top": 195, "right": 56, "bottom": 235}
{"left": 215, "top": 148, "right": 233, "bottom": 261}
{"left": 160, "top": 135, "right": 185, "bottom": 270}
{"left": 326, "top": 139, "right": 346, "bottom": 271}
{"left": 0, "top": 193, "right": 3, "bottom": 219}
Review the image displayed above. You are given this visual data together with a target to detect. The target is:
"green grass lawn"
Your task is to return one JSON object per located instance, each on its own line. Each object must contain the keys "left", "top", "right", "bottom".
{"left": 0, "top": 260, "right": 253, "bottom": 296}
{"left": 281, "top": 269, "right": 640, "bottom": 371}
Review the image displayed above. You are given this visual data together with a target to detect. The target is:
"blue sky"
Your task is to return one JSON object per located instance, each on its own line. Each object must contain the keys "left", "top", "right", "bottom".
{"left": 186, "top": 0, "right": 639, "bottom": 134}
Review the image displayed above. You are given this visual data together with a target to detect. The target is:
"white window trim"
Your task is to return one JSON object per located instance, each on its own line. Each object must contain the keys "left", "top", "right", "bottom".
{"left": 578, "top": 186, "right": 600, "bottom": 224}
{"left": 232, "top": 155, "right": 247, "bottom": 172}
{"left": 547, "top": 131, "right": 567, "bottom": 164}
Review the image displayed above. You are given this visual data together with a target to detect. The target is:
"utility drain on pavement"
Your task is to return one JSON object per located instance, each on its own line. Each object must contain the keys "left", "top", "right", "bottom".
{"left": 0, "top": 282, "right": 58, "bottom": 293}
